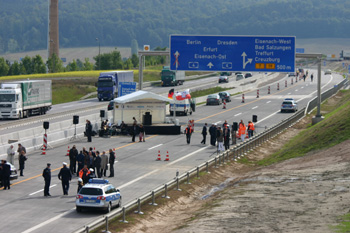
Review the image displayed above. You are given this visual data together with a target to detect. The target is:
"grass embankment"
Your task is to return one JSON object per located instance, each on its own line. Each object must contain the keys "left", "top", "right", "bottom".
{"left": 256, "top": 89, "right": 350, "bottom": 166}
{"left": 191, "top": 86, "right": 233, "bottom": 98}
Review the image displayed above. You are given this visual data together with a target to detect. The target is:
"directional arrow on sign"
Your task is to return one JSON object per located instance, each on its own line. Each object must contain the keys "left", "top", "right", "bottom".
{"left": 207, "top": 62, "right": 214, "bottom": 69}
{"left": 242, "top": 52, "right": 252, "bottom": 69}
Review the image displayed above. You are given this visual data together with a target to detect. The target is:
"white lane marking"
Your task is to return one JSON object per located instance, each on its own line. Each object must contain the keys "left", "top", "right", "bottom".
{"left": 288, "top": 93, "right": 291, "bottom": 95}
{"left": 214, "top": 121, "right": 221, "bottom": 124}
{"left": 118, "top": 169, "right": 160, "bottom": 189}
{"left": 167, "top": 146, "right": 210, "bottom": 166}
{"left": 234, "top": 113, "right": 242, "bottom": 117}
{"left": 29, "top": 184, "right": 57, "bottom": 196}
{"left": 252, "top": 106, "right": 258, "bottom": 110}
{"left": 266, "top": 101, "right": 271, "bottom": 104}
{"left": 295, "top": 89, "right": 299, "bottom": 92}
{"left": 148, "top": 144, "right": 163, "bottom": 150}
{"left": 22, "top": 208, "right": 76, "bottom": 233}
{"left": 301, "top": 86, "right": 304, "bottom": 89}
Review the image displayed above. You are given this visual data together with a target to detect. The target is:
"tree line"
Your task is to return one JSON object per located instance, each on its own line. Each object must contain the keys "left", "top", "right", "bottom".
{"left": 0, "top": 47, "right": 167, "bottom": 77}
{"left": 0, "top": 0, "right": 349, "bottom": 54}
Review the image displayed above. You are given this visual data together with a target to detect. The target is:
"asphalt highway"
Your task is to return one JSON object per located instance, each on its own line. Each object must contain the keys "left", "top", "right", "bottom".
{"left": 0, "top": 71, "right": 344, "bottom": 233}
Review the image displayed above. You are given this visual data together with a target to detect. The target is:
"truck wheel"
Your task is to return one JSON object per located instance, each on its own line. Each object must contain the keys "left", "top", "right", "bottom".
{"left": 19, "top": 111, "right": 22, "bottom": 119}
{"left": 170, "top": 111, "right": 173, "bottom": 115}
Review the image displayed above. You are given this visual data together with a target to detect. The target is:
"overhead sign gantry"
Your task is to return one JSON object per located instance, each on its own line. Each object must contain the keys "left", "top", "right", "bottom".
{"left": 170, "top": 35, "right": 295, "bottom": 73}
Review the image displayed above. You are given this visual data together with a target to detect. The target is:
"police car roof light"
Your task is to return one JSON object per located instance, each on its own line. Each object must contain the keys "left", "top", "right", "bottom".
{"left": 89, "top": 178, "right": 109, "bottom": 184}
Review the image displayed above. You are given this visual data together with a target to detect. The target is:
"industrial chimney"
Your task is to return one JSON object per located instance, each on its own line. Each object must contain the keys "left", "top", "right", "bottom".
{"left": 48, "top": 0, "right": 59, "bottom": 59}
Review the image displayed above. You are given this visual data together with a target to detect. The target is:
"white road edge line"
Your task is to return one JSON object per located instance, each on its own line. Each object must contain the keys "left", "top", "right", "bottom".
{"left": 234, "top": 113, "right": 242, "bottom": 117}
{"left": 214, "top": 121, "right": 221, "bottom": 124}
{"left": 266, "top": 101, "right": 271, "bottom": 104}
{"left": 252, "top": 106, "right": 258, "bottom": 109}
{"left": 118, "top": 169, "right": 160, "bottom": 189}
{"left": 148, "top": 144, "right": 163, "bottom": 150}
{"left": 167, "top": 146, "right": 210, "bottom": 166}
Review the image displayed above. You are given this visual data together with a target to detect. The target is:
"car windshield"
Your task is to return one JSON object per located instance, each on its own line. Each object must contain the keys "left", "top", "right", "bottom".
{"left": 219, "top": 93, "right": 227, "bottom": 97}
{"left": 282, "top": 101, "right": 293, "bottom": 105}
{"left": 208, "top": 95, "right": 218, "bottom": 99}
{"left": 79, "top": 187, "right": 103, "bottom": 195}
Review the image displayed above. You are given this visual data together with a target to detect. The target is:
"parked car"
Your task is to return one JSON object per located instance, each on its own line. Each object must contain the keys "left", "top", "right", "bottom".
{"left": 218, "top": 91, "right": 231, "bottom": 102}
{"left": 220, "top": 72, "right": 232, "bottom": 76}
{"left": 288, "top": 72, "right": 296, "bottom": 77}
{"left": 235, "top": 72, "right": 242, "bottom": 75}
{"left": 245, "top": 72, "right": 253, "bottom": 78}
{"left": 236, "top": 74, "right": 244, "bottom": 81}
{"left": 218, "top": 76, "right": 229, "bottom": 83}
{"left": 206, "top": 94, "right": 222, "bottom": 105}
{"left": 324, "top": 69, "right": 332, "bottom": 75}
{"left": 281, "top": 99, "right": 298, "bottom": 113}
{"left": 0, "top": 162, "right": 18, "bottom": 186}
{"left": 76, "top": 178, "right": 122, "bottom": 213}
{"left": 107, "top": 101, "right": 114, "bottom": 110}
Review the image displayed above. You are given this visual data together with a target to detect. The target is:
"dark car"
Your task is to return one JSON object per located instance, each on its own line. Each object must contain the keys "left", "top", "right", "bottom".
{"left": 107, "top": 101, "right": 114, "bottom": 110}
{"left": 218, "top": 76, "right": 229, "bottom": 83}
{"left": 245, "top": 73, "right": 253, "bottom": 78}
{"left": 218, "top": 91, "right": 231, "bottom": 102}
{"left": 206, "top": 94, "right": 221, "bottom": 105}
{"left": 288, "top": 72, "right": 296, "bottom": 77}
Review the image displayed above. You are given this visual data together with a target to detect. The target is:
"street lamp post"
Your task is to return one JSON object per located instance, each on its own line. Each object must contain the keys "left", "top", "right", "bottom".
{"left": 96, "top": 38, "right": 101, "bottom": 70}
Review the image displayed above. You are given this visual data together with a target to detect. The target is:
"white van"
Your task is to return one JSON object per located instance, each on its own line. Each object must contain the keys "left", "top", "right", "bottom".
{"left": 170, "top": 98, "right": 195, "bottom": 116}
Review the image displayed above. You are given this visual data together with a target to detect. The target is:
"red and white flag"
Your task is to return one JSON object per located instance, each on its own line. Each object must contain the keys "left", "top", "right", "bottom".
{"left": 175, "top": 89, "right": 191, "bottom": 100}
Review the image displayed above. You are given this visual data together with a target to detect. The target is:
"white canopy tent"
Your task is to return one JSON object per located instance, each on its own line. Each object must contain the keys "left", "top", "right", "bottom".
{"left": 112, "top": 90, "right": 174, "bottom": 125}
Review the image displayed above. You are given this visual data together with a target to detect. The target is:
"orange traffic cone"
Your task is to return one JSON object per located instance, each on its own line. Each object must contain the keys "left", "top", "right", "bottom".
{"left": 41, "top": 146, "right": 46, "bottom": 155}
{"left": 66, "top": 146, "right": 70, "bottom": 156}
{"left": 164, "top": 151, "right": 170, "bottom": 161}
{"left": 156, "top": 150, "right": 161, "bottom": 161}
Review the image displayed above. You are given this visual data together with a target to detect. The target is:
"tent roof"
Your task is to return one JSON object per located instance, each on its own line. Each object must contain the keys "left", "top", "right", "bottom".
{"left": 113, "top": 90, "right": 174, "bottom": 104}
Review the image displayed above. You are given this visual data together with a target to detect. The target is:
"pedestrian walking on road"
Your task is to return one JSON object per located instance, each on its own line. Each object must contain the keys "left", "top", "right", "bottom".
{"left": 247, "top": 121, "right": 255, "bottom": 138}
{"left": 100, "top": 151, "right": 109, "bottom": 177}
{"left": 185, "top": 124, "right": 193, "bottom": 144}
{"left": 69, "top": 145, "right": 78, "bottom": 175}
{"left": 42, "top": 163, "right": 51, "bottom": 196}
{"left": 7, "top": 145, "right": 15, "bottom": 165}
{"left": 108, "top": 149, "right": 115, "bottom": 177}
{"left": 58, "top": 162, "right": 72, "bottom": 195}
{"left": 85, "top": 120, "right": 92, "bottom": 142}
{"left": 239, "top": 120, "right": 247, "bottom": 142}
{"left": 139, "top": 124, "right": 145, "bottom": 142}
{"left": 223, "top": 125, "right": 230, "bottom": 150}
{"left": 201, "top": 123, "right": 207, "bottom": 144}
{"left": 131, "top": 122, "right": 139, "bottom": 142}
{"left": 18, "top": 150, "right": 26, "bottom": 176}
{"left": 209, "top": 123, "right": 217, "bottom": 146}
{"left": 1, "top": 160, "right": 11, "bottom": 190}
{"left": 311, "top": 74, "right": 314, "bottom": 82}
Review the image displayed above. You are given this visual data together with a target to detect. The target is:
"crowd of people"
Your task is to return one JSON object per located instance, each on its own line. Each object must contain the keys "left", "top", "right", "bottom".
{"left": 185, "top": 119, "right": 255, "bottom": 153}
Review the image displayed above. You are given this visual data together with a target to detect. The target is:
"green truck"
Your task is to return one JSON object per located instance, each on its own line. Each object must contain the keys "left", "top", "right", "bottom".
{"left": 161, "top": 66, "right": 185, "bottom": 86}
{"left": 0, "top": 80, "right": 52, "bottom": 119}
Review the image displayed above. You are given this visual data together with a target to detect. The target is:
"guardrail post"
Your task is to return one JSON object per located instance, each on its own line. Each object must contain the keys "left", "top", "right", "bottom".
{"left": 162, "top": 184, "right": 170, "bottom": 199}
{"left": 149, "top": 191, "right": 158, "bottom": 206}
{"left": 197, "top": 166, "right": 200, "bottom": 178}
{"left": 206, "top": 161, "right": 210, "bottom": 173}
{"left": 175, "top": 177, "right": 182, "bottom": 191}
{"left": 84, "top": 226, "right": 89, "bottom": 233}
{"left": 219, "top": 154, "right": 222, "bottom": 166}
{"left": 134, "top": 198, "right": 144, "bottom": 215}
{"left": 214, "top": 157, "right": 217, "bottom": 168}
{"left": 222, "top": 152, "right": 226, "bottom": 164}
{"left": 105, "top": 216, "right": 111, "bottom": 233}
{"left": 185, "top": 172, "right": 191, "bottom": 184}
{"left": 119, "top": 207, "right": 128, "bottom": 223}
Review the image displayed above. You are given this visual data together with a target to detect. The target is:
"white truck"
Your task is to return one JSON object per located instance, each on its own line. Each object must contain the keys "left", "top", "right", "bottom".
{"left": 0, "top": 80, "right": 52, "bottom": 119}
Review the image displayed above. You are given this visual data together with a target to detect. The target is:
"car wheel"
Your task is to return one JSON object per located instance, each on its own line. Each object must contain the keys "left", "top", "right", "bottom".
{"left": 117, "top": 197, "right": 122, "bottom": 208}
{"left": 76, "top": 207, "right": 82, "bottom": 213}
{"left": 105, "top": 203, "right": 112, "bottom": 213}
{"left": 184, "top": 110, "right": 188, "bottom": 116}
{"left": 190, "top": 111, "right": 192, "bottom": 115}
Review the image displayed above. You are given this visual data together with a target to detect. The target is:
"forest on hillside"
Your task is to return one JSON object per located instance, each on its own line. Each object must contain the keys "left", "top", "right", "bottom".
{"left": 0, "top": 0, "right": 349, "bottom": 54}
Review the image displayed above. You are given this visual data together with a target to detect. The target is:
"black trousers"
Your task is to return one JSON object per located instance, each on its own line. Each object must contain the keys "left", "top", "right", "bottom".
{"left": 87, "top": 134, "right": 92, "bottom": 142}
{"left": 186, "top": 134, "right": 191, "bottom": 144}
{"left": 2, "top": 176, "right": 10, "bottom": 189}
{"left": 44, "top": 179, "right": 50, "bottom": 195}
{"left": 210, "top": 136, "right": 216, "bottom": 146}
{"left": 96, "top": 167, "right": 101, "bottom": 178}
{"left": 69, "top": 160, "right": 76, "bottom": 174}
{"left": 61, "top": 180, "right": 69, "bottom": 195}
{"left": 201, "top": 134, "right": 207, "bottom": 144}
{"left": 109, "top": 163, "right": 114, "bottom": 177}
{"left": 19, "top": 162, "right": 24, "bottom": 176}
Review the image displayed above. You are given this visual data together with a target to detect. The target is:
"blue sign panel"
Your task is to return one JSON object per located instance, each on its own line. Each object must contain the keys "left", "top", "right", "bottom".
{"left": 170, "top": 35, "right": 295, "bottom": 73}
{"left": 118, "top": 82, "right": 137, "bottom": 97}
{"left": 296, "top": 48, "right": 305, "bottom": 53}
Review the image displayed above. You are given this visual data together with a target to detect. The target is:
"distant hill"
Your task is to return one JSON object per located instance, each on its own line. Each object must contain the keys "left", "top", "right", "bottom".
{"left": 0, "top": 0, "right": 349, "bottom": 54}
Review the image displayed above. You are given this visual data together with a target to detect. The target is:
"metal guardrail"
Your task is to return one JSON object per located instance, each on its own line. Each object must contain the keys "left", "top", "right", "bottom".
{"left": 73, "top": 78, "right": 347, "bottom": 233}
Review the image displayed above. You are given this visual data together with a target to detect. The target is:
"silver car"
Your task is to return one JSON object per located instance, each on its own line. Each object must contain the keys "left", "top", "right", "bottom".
{"left": 281, "top": 99, "right": 298, "bottom": 113}
{"left": 76, "top": 179, "right": 121, "bottom": 213}
{"left": 324, "top": 69, "right": 332, "bottom": 75}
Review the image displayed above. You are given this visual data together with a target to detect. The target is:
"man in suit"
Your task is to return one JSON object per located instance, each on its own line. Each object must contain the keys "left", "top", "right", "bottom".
{"left": 201, "top": 123, "right": 208, "bottom": 144}
{"left": 1, "top": 160, "right": 11, "bottom": 190}
{"left": 42, "top": 163, "right": 51, "bottom": 196}
{"left": 58, "top": 162, "right": 72, "bottom": 195}
{"left": 108, "top": 149, "right": 115, "bottom": 177}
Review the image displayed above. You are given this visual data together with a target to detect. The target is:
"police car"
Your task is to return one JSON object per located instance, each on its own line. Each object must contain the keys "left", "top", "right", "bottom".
{"left": 76, "top": 178, "right": 121, "bottom": 213}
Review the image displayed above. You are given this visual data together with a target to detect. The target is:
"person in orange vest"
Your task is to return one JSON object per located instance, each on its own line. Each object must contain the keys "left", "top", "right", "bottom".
{"left": 79, "top": 165, "right": 91, "bottom": 184}
{"left": 239, "top": 120, "right": 246, "bottom": 142}
{"left": 247, "top": 121, "right": 255, "bottom": 138}
{"left": 185, "top": 124, "right": 193, "bottom": 144}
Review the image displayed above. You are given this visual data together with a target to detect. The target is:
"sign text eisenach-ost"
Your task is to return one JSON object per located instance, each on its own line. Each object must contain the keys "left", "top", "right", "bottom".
{"left": 170, "top": 35, "right": 295, "bottom": 72}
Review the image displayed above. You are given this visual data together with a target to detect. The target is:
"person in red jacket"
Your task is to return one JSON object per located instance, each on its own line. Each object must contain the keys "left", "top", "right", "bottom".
{"left": 185, "top": 124, "right": 193, "bottom": 144}
{"left": 247, "top": 121, "right": 255, "bottom": 138}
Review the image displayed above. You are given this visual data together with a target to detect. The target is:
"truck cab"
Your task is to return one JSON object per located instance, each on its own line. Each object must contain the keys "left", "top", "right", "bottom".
{"left": 161, "top": 66, "right": 185, "bottom": 86}
{"left": 0, "top": 84, "right": 23, "bottom": 119}
{"left": 97, "top": 75, "right": 116, "bottom": 101}
{"left": 169, "top": 98, "right": 195, "bottom": 116}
